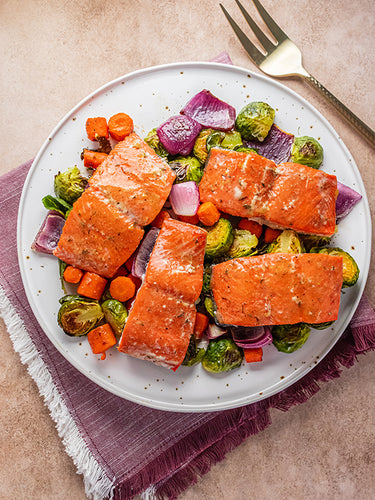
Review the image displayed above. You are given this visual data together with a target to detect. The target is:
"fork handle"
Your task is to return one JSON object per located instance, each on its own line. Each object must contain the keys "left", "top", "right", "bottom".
{"left": 303, "top": 74, "right": 375, "bottom": 148}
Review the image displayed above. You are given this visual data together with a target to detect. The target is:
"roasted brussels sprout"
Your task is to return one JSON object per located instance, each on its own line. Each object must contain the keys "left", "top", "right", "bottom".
{"left": 204, "top": 296, "right": 216, "bottom": 319}
{"left": 205, "top": 218, "right": 234, "bottom": 259}
{"left": 42, "top": 195, "right": 72, "bottom": 218}
{"left": 144, "top": 128, "right": 170, "bottom": 159}
{"left": 202, "top": 338, "right": 244, "bottom": 373}
{"left": 169, "top": 156, "right": 204, "bottom": 183}
{"left": 54, "top": 166, "right": 88, "bottom": 205}
{"left": 233, "top": 145, "right": 258, "bottom": 154}
{"left": 290, "top": 136, "right": 323, "bottom": 169}
{"left": 235, "top": 101, "right": 275, "bottom": 141}
{"left": 57, "top": 295, "right": 104, "bottom": 336}
{"left": 310, "top": 247, "right": 360, "bottom": 287}
{"left": 306, "top": 321, "right": 334, "bottom": 330}
{"left": 228, "top": 229, "right": 258, "bottom": 259}
{"left": 206, "top": 130, "right": 243, "bottom": 153}
{"left": 301, "top": 234, "right": 332, "bottom": 252}
{"left": 266, "top": 230, "right": 304, "bottom": 254}
{"left": 182, "top": 335, "right": 206, "bottom": 366}
{"left": 101, "top": 299, "right": 128, "bottom": 338}
{"left": 193, "top": 128, "right": 214, "bottom": 164}
{"left": 202, "top": 266, "right": 212, "bottom": 295}
{"left": 272, "top": 323, "right": 310, "bottom": 353}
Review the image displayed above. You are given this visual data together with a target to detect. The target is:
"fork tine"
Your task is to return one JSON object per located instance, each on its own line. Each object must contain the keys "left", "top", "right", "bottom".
{"left": 252, "top": 0, "right": 288, "bottom": 43}
{"left": 220, "top": 3, "right": 265, "bottom": 65}
{"left": 234, "top": 0, "right": 275, "bottom": 52}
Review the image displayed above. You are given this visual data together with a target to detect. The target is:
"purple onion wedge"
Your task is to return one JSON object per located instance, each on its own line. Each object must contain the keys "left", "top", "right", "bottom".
{"left": 169, "top": 181, "right": 200, "bottom": 216}
{"left": 244, "top": 124, "right": 294, "bottom": 163}
{"left": 231, "top": 325, "right": 273, "bottom": 349}
{"left": 206, "top": 323, "right": 227, "bottom": 340}
{"left": 157, "top": 115, "right": 202, "bottom": 156}
{"left": 336, "top": 181, "right": 362, "bottom": 220}
{"left": 131, "top": 227, "right": 160, "bottom": 279}
{"left": 31, "top": 211, "right": 65, "bottom": 254}
{"left": 181, "top": 89, "right": 236, "bottom": 131}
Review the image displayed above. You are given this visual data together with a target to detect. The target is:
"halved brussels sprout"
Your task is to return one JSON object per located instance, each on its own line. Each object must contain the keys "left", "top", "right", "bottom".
{"left": 169, "top": 156, "right": 204, "bottom": 184}
{"left": 54, "top": 166, "right": 88, "bottom": 205}
{"left": 233, "top": 145, "right": 258, "bottom": 154}
{"left": 272, "top": 323, "right": 310, "bottom": 353}
{"left": 58, "top": 295, "right": 104, "bottom": 336}
{"left": 235, "top": 101, "right": 275, "bottom": 141}
{"left": 205, "top": 218, "right": 234, "bottom": 259}
{"left": 266, "top": 230, "right": 304, "bottom": 254}
{"left": 228, "top": 229, "right": 258, "bottom": 259}
{"left": 306, "top": 321, "right": 335, "bottom": 330}
{"left": 182, "top": 335, "right": 206, "bottom": 366}
{"left": 144, "top": 128, "right": 170, "bottom": 159}
{"left": 202, "top": 338, "right": 244, "bottom": 373}
{"left": 301, "top": 234, "right": 332, "bottom": 252}
{"left": 193, "top": 128, "right": 214, "bottom": 164}
{"left": 206, "top": 130, "right": 243, "bottom": 154}
{"left": 310, "top": 247, "right": 360, "bottom": 287}
{"left": 290, "top": 136, "right": 323, "bottom": 169}
{"left": 101, "top": 299, "right": 128, "bottom": 338}
{"left": 204, "top": 296, "right": 216, "bottom": 319}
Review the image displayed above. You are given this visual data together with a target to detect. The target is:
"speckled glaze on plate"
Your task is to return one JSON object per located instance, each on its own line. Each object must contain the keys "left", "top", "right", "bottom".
{"left": 17, "top": 62, "right": 371, "bottom": 412}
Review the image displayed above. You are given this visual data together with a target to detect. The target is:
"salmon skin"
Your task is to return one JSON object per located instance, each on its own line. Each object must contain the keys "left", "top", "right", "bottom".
{"left": 199, "top": 148, "right": 337, "bottom": 236}
{"left": 54, "top": 133, "right": 175, "bottom": 277}
{"left": 118, "top": 219, "right": 207, "bottom": 369}
{"left": 211, "top": 253, "right": 343, "bottom": 327}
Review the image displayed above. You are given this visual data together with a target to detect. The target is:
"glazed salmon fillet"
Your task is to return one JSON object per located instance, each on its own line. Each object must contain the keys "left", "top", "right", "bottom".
{"left": 211, "top": 253, "right": 343, "bottom": 327}
{"left": 119, "top": 219, "right": 207, "bottom": 369}
{"left": 199, "top": 148, "right": 337, "bottom": 236}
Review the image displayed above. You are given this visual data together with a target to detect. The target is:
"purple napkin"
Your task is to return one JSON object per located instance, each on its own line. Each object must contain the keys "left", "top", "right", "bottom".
{"left": 1, "top": 61, "right": 375, "bottom": 500}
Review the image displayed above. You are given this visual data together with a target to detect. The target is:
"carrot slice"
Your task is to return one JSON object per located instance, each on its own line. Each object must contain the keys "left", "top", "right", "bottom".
{"left": 63, "top": 265, "right": 83, "bottom": 284}
{"left": 243, "top": 347, "right": 263, "bottom": 363}
{"left": 108, "top": 113, "right": 134, "bottom": 141}
{"left": 237, "top": 219, "right": 263, "bottom": 239}
{"left": 263, "top": 227, "right": 282, "bottom": 244}
{"left": 109, "top": 276, "right": 136, "bottom": 302}
{"left": 82, "top": 149, "right": 108, "bottom": 169}
{"left": 77, "top": 272, "right": 108, "bottom": 300}
{"left": 197, "top": 202, "right": 220, "bottom": 226}
{"left": 194, "top": 312, "right": 209, "bottom": 339}
{"left": 85, "top": 117, "right": 109, "bottom": 141}
{"left": 87, "top": 323, "right": 117, "bottom": 360}
{"left": 151, "top": 209, "right": 171, "bottom": 229}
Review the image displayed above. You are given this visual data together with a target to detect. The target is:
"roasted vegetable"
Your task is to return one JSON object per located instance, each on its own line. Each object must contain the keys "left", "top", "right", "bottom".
{"left": 57, "top": 295, "right": 104, "bottom": 337}
{"left": 206, "top": 130, "right": 243, "bottom": 153}
{"left": 202, "top": 266, "right": 212, "bottom": 295}
{"left": 101, "top": 299, "right": 128, "bottom": 338}
{"left": 235, "top": 101, "right": 275, "bottom": 141}
{"left": 193, "top": 128, "right": 214, "bottom": 164}
{"left": 202, "top": 338, "right": 244, "bottom": 373}
{"left": 205, "top": 218, "right": 234, "bottom": 259}
{"left": 54, "top": 166, "right": 88, "bottom": 205}
{"left": 233, "top": 145, "right": 258, "bottom": 154}
{"left": 306, "top": 321, "right": 334, "bottom": 330}
{"left": 169, "top": 156, "right": 204, "bottom": 183}
{"left": 310, "top": 247, "right": 360, "bottom": 287}
{"left": 42, "top": 195, "right": 72, "bottom": 218}
{"left": 301, "top": 234, "right": 332, "bottom": 252}
{"left": 290, "top": 136, "right": 323, "bottom": 169}
{"left": 204, "top": 296, "right": 216, "bottom": 318}
{"left": 272, "top": 323, "right": 311, "bottom": 353}
{"left": 228, "top": 229, "right": 258, "bottom": 258}
{"left": 266, "top": 230, "right": 304, "bottom": 254}
{"left": 144, "top": 128, "right": 170, "bottom": 159}
{"left": 182, "top": 335, "right": 206, "bottom": 366}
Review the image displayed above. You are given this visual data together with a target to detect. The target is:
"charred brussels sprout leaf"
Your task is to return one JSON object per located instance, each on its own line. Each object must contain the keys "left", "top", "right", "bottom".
{"left": 310, "top": 247, "right": 360, "bottom": 287}
{"left": 54, "top": 166, "right": 88, "bottom": 205}
{"left": 290, "top": 136, "right": 323, "bottom": 169}
{"left": 42, "top": 195, "right": 73, "bottom": 218}
{"left": 202, "top": 338, "right": 244, "bottom": 373}
{"left": 169, "top": 156, "right": 204, "bottom": 184}
{"left": 144, "top": 128, "right": 170, "bottom": 159}
{"left": 272, "top": 323, "right": 310, "bottom": 353}
{"left": 228, "top": 229, "right": 258, "bottom": 258}
{"left": 235, "top": 101, "right": 275, "bottom": 141}
{"left": 58, "top": 295, "right": 104, "bottom": 336}
{"left": 204, "top": 296, "right": 216, "bottom": 319}
{"left": 266, "top": 230, "right": 304, "bottom": 254}
{"left": 205, "top": 218, "right": 234, "bottom": 259}
{"left": 182, "top": 335, "right": 206, "bottom": 366}
{"left": 101, "top": 299, "right": 128, "bottom": 338}
{"left": 193, "top": 128, "right": 214, "bottom": 164}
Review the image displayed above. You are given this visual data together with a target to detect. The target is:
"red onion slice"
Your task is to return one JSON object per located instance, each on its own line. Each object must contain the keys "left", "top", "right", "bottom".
{"left": 156, "top": 115, "right": 202, "bottom": 156}
{"left": 336, "top": 181, "right": 362, "bottom": 220}
{"left": 244, "top": 124, "right": 294, "bottom": 163}
{"left": 231, "top": 326, "right": 273, "bottom": 349}
{"left": 169, "top": 181, "right": 200, "bottom": 216}
{"left": 131, "top": 227, "right": 160, "bottom": 279}
{"left": 31, "top": 211, "right": 65, "bottom": 254}
{"left": 206, "top": 323, "right": 227, "bottom": 339}
{"left": 181, "top": 89, "right": 236, "bottom": 131}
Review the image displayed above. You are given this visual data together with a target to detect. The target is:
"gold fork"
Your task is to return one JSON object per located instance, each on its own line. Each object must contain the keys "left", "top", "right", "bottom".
{"left": 220, "top": 0, "right": 375, "bottom": 148}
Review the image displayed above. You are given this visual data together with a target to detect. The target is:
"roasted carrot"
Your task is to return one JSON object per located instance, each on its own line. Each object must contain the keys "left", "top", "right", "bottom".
{"left": 237, "top": 219, "right": 263, "bottom": 239}
{"left": 85, "top": 117, "right": 109, "bottom": 141}
{"left": 197, "top": 202, "right": 220, "bottom": 226}
{"left": 193, "top": 312, "right": 209, "bottom": 339}
{"left": 243, "top": 347, "right": 263, "bottom": 363}
{"left": 108, "top": 113, "right": 134, "bottom": 141}
{"left": 87, "top": 323, "right": 117, "bottom": 360}
{"left": 178, "top": 214, "right": 200, "bottom": 225}
{"left": 63, "top": 265, "right": 83, "bottom": 284}
{"left": 263, "top": 227, "right": 282, "bottom": 244}
{"left": 77, "top": 272, "right": 108, "bottom": 300}
{"left": 109, "top": 276, "right": 136, "bottom": 302}
{"left": 151, "top": 209, "right": 171, "bottom": 229}
{"left": 82, "top": 149, "right": 108, "bottom": 169}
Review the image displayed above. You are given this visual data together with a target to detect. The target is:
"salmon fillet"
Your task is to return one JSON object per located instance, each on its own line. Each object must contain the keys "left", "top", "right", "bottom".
{"left": 211, "top": 253, "right": 343, "bottom": 327}
{"left": 199, "top": 148, "right": 337, "bottom": 236}
{"left": 119, "top": 219, "right": 207, "bottom": 369}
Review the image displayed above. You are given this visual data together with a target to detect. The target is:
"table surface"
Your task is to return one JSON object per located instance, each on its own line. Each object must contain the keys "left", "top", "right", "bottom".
{"left": 1, "top": 1, "right": 374, "bottom": 499}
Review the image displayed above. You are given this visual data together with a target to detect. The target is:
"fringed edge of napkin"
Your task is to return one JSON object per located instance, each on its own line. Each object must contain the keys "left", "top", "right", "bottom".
{"left": 0, "top": 284, "right": 114, "bottom": 500}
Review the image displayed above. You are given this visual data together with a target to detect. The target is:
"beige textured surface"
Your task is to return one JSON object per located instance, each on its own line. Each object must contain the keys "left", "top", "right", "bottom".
{"left": 0, "top": 1, "right": 374, "bottom": 499}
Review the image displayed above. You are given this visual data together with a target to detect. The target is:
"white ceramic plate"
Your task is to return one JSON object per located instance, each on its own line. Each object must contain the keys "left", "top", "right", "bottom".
{"left": 18, "top": 62, "right": 371, "bottom": 412}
